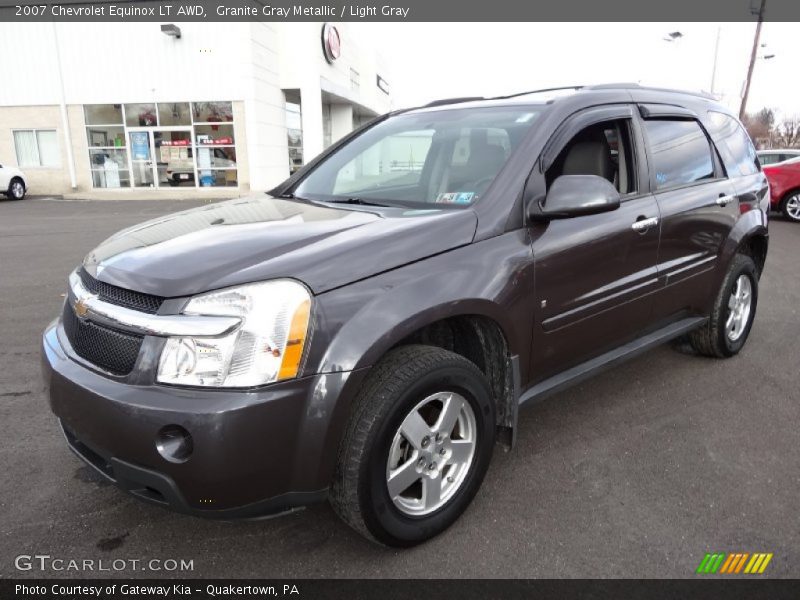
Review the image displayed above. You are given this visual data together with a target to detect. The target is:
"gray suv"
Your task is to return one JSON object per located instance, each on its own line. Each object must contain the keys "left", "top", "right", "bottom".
{"left": 42, "top": 84, "right": 769, "bottom": 546}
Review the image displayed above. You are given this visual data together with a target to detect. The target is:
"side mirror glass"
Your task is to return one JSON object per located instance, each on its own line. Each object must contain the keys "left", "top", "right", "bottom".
{"left": 535, "top": 174, "right": 621, "bottom": 220}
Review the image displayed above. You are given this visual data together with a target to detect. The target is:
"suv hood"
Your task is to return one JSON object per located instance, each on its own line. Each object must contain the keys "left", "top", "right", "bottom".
{"left": 83, "top": 195, "right": 477, "bottom": 297}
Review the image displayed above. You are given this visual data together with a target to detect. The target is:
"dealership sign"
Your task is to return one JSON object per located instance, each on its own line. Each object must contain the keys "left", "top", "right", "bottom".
{"left": 321, "top": 23, "right": 341, "bottom": 63}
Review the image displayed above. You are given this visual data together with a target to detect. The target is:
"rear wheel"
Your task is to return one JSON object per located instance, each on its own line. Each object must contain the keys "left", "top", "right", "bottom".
{"left": 689, "top": 254, "right": 758, "bottom": 357}
{"left": 331, "top": 345, "right": 495, "bottom": 547}
{"left": 781, "top": 192, "right": 800, "bottom": 222}
{"left": 7, "top": 178, "right": 25, "bottom": 200}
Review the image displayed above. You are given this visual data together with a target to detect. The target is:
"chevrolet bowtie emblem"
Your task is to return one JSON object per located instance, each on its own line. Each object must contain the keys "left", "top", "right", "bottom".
{"left": 73, "top": 296, "right": 94, "bottom": 319}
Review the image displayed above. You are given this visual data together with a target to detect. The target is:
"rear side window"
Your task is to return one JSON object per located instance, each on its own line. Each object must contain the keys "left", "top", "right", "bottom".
{"left": 707, "top": 111, "right": 760, "bottom": 176}
{"left": 643, "top": 119, "right": 714, "bottom": 190}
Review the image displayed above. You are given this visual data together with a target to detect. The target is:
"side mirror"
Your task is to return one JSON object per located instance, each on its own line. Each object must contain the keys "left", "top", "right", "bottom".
{"left": 535, "top": 174, "right": 621, "bottom": 220}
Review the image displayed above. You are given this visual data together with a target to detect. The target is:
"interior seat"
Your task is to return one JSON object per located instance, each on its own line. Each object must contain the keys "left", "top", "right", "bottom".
{"left": 465, "top": 142, "right": 507, "bottom": 182}
{"left": 561, "top": 133, "right": 615, "bottom": 184}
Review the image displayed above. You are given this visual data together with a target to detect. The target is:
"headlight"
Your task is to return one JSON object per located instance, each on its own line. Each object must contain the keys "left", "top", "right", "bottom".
{"left": 157, "top": 280, "right": 311, "bottom": 387}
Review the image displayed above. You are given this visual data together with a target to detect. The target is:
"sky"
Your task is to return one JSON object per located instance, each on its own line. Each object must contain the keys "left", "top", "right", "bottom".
{"left": 353, "top": 22, "right": 799, "bottom": 122}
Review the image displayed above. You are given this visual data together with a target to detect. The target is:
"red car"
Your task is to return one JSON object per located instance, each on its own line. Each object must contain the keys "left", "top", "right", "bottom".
{"left": 762, "top": 156, "right": 800, "bottom": 222}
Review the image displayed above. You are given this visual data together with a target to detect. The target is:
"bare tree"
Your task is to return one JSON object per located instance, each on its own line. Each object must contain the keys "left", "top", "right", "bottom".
{"left": 742, "top": 108, "right": 775, "bottom": 145}
{"left": 772, "top": 116, "right": 800, "bottom": 148}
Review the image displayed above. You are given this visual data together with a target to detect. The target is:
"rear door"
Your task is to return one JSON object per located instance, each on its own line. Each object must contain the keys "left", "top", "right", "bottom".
{"left": 638, "top": 106, "right": 739, "bottom": 320}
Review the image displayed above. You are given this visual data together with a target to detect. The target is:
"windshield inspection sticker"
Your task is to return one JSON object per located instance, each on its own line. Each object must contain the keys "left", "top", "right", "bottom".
{"left": 436, "top": 192, "right": 475, "bottom": 205}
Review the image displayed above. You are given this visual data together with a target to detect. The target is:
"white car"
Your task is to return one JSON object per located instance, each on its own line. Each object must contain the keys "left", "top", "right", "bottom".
{"left": 0, "top": 163, "right": 27, "bottom": 200}
{"left": 757, "top": 149, "right": 800, "bottom": 166}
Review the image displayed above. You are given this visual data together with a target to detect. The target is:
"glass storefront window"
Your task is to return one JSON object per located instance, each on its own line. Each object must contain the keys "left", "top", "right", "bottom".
{"left": 285, "top": 99, "right": 303, "bottom": 174}
{"left": 197, "top": 169, "right": 238, "bottom": 187}
{"left": 158, "top": 102, "right": 192, "bottom": 126}
{"left": 194, "top": 124, "right": 235, "bottom": 146}
{"left": 87, "top": 126, "right": 126, "bottom": 149}
{"left": 192, "top": 102, "right": 233, "bottom": 123}
{"left": 84, "top": 104, "right": 123, "bottom": 125}
{"left": 323, "top": 104, "right": 332, "bottom": 149}
{"left": 84, "top": 101, "right": 239, "bottom": 189}
{"left": 89, "top": 148, "right": 128, "bottom": 169}
{"left": 125, "top": 103, "right": 157, "bottom": 127}
{"left": 155, "top": 130, "right": 193, "bottom": 187}
{"left": 91, "top": 168, "right": 131, "bottom": 188}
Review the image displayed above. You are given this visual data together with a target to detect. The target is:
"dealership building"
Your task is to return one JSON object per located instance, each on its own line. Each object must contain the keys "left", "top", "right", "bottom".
{"left": 0, "top": 22, "right": 392, "bottom": 196}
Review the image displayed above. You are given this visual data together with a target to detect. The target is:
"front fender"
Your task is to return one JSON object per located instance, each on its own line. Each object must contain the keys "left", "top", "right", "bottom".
{"left": 306, "top": 230, "right": 535, "bottom": 378}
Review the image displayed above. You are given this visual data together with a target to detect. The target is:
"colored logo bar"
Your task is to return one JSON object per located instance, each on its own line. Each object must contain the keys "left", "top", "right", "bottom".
{"left": 696, "top": 552, "right": 773, "bottom": 574}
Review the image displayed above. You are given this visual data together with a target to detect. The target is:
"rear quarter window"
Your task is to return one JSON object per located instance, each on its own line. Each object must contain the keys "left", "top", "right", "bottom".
{"left": 706, "top": 111, "right": 760, "bottom": 176}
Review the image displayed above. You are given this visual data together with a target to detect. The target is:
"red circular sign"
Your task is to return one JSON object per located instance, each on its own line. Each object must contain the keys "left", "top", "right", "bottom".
{"left": 322, "top": 23, "right": 341, "bottom": 63}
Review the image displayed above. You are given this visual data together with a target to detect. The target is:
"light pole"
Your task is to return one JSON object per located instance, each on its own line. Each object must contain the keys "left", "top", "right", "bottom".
{"left": 739, "top": 0, "right": 767, "bottom": 120}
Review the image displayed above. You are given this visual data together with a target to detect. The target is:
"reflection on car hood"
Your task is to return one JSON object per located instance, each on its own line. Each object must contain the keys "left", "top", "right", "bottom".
{"left": 83, "top": 195, "right": 478, "bottom": 297}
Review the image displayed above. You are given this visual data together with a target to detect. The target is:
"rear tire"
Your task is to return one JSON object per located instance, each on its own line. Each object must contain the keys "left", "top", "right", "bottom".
{"left": 7, "top": 177, "right": 25, "bottom": 200}
{"left": 781, "top": 192, "right": 800, "bottom": 222}
{"left": 689, "top": 254, "right": 758, "bottom": 357}
{"left": 331, "top": 345, "right": 495, "bottom": 547}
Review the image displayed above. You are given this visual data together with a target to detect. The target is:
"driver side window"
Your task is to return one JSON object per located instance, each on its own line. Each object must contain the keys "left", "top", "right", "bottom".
{"left": 545, "top": 119, "right": 638, "bottom": 196}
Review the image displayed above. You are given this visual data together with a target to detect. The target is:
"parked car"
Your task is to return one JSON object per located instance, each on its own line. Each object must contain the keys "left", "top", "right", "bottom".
{"left": 42, "top": 84, "right": 769, "bottom": 547}
{"left": 0, "top": 163, "right": 27, "bottom": 200}
{"left": 756, "top": 148, "right": 800, "bottom": 166}
{"left": 762, "top": 156, "right": 800, "bottom": 222}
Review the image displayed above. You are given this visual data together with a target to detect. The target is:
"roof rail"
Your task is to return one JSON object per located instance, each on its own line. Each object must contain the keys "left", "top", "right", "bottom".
{"left": 584, "top": 82, "right": 717, "bottom": 100}
{"left": 423, "top": 96, "right": 484, "bottom": 108}
{"left": 491, "top": 85, "right": 584, "bottom": 100}
{"left": 583, "top": 82, "right": 641, "bottom": 90}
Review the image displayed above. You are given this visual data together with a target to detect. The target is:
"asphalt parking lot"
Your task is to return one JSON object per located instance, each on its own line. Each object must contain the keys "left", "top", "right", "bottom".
{"left": 1, "top": 197, "right": 798, "bottom": 578}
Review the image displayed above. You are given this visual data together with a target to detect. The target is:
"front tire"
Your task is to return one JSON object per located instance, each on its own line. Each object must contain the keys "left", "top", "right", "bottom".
{"left": 7, "top": 178, "right": 25, "bottom": 200}
{"left": 331, "top": 345, "right": 495, "bottom": 547}
{"left": 781, "top": 192, "right": 800, "bottom": 222}
{"left": 689, "top": 254, "right": 758, "bottom": 357}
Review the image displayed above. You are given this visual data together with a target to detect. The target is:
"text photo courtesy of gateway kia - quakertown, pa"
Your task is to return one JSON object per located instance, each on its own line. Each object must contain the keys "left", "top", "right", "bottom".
{"left": 1, "top": 1, "right": 800, "bottom": 598}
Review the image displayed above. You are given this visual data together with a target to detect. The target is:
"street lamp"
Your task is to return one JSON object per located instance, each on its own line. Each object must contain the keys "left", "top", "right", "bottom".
{"left": 663, "top": 31, "right": 683, "bottom": 42}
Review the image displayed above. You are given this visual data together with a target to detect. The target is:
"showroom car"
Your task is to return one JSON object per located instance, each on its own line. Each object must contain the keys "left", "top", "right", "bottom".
{"left": 42, "top": 84, "right": 769, "bottom": 547}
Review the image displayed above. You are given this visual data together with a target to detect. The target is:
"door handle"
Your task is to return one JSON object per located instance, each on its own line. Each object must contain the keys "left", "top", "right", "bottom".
{"left": 716, "top": 194, "right": 735, "bottom": 207}
{"left": 631, "top": 216, "right": 659, "bottom": 232}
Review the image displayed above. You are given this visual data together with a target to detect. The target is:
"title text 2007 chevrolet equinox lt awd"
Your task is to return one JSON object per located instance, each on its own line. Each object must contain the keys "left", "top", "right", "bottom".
{"left": 42, "top": 84, "right": 769, "bottom": 546}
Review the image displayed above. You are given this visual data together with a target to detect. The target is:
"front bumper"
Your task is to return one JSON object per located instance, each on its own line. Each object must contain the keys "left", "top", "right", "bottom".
{"left": 41, "top": 320, "right": 367, "bottom": 519}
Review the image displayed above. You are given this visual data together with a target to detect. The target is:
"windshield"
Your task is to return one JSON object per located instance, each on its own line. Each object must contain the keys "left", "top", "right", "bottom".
{"left": 294, "top": 106, "right": 543, "bottom": 207}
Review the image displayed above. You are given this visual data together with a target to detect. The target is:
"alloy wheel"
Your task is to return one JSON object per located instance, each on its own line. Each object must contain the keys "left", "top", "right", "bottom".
{"left": 726, "top": 274, "right": 753, "bottom": 342}
{"left": 386, "top": 391, "right": 477, "bottom": 516}
{"left": 785, "top": 194, "right": 800, "bottom": 221}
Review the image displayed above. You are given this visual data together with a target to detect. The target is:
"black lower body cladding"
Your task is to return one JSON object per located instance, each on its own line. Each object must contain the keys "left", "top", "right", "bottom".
{"left": 41, "top": 321, "right": 368, "bottom": 516}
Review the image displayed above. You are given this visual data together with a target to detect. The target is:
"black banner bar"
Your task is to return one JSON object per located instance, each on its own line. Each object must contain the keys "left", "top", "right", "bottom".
{"left": 2, "top": 0, "right": 800, "bottom": 22}
{"left": 4, "top": 579, "right": 800, "bottom": 600}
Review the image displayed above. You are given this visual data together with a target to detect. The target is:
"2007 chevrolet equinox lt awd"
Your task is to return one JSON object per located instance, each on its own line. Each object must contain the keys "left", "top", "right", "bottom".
{"left": 42, "top": 84, "right": 769, "bottom": 546}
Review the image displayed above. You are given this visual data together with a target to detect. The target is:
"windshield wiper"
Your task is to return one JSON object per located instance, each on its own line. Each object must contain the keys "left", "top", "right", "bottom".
{"left": 326, "top": 197, "right": 391, "bottom": 207}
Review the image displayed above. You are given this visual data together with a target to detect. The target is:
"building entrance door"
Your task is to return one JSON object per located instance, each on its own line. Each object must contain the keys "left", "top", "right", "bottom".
{"left": 128, "top": 129, "right": 156, "bottom": 187}
{"left": 128, "top": 127, "right": 196, "bottom": 188}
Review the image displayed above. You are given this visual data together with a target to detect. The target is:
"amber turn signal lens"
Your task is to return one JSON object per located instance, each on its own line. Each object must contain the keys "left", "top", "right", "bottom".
{"left": 278, "top": 298, "right": 311, "bottom": 380}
